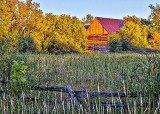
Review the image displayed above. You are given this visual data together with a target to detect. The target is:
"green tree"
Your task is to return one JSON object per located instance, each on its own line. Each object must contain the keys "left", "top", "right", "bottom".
{"left": 123, "top": 16, "right": 141, "bottom": 24}
{"left": 82, "top": 14, "right": 94, "bottom": 24}
{"left": 108, "top": 33, "right": 122, "bottom": 52}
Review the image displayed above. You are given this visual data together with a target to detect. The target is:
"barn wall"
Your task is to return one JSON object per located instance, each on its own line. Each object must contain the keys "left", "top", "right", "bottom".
{"left": 85, "top": 18, "right": 109, "bottom": 53}
{"left": 87, "top": 18, "right": 108, "bottom": 35}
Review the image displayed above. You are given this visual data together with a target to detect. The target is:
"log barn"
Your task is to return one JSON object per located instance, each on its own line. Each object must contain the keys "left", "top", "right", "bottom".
{"left": 85, "top": 17, "right": 124, "bottom": 52}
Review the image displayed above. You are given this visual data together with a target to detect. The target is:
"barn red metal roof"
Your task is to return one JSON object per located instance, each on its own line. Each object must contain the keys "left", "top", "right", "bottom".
{"left": 97, "top": 17, "right": 124, "bottom": 33}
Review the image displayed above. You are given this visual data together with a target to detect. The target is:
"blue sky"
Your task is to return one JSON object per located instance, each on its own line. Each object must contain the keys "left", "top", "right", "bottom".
{"left": 29, "top": 0, "right": 159, "bottom": 19}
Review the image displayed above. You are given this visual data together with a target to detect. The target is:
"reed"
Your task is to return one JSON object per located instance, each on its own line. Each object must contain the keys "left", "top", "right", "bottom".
{"left": 0, "top": 53, "right": 159, "bottom": 114}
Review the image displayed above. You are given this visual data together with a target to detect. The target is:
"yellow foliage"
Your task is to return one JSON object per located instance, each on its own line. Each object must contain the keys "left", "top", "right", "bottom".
{"left": 119, "top": 21, "right": 150, "bottom": 48}
{"left": 109, "top": 33, "right": 121, "bottom": 43}
{"left": 123, "top": 16, "right": 142, "bottom": 25}
{"left": 148, "top": 30, "right": 160, "bottom": 50}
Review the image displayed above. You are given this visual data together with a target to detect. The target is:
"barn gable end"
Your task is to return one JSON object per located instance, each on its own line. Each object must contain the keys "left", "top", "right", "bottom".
{"left": 85, "top": 17, "right": 124, "bottom": 53}
{"left": 87, "top": 18, "right": 108, "bottom": 35}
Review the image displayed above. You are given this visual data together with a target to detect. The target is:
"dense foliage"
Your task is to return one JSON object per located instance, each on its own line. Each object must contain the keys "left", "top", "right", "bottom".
{"left": 44, "top": 15, "right": 87, "bottom": 53}
{"left": 109, "top": 5, "right": 160, "bottom": 52}
{"left": 148, "top": 30, "right": 160, "bottom": 50}
{"left": 120, "top": 16, "right": 150, "bottom": 48}
{"left": 0, "top": 0, "right": 87, "bottom": 53}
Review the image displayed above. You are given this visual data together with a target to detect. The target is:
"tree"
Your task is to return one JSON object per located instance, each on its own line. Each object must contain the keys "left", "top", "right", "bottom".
{"left": 0, "top": 0, "right": 20, "bottom": 46}
{"left": 109, "top": 16, "right": 151, "bottom": 51}
{"left": 148, "top": 30, "right": 160, "bottom": 50}
{"left": 149, "top": 4, "right": 160, "bottom": 32}
{"left": 22, "top": 1, "right": 45, "bottom": 52}
{"left": 42, "top": 13, "right": 57, "bottom": 52}
{"left": 141, "top": 18, "right": 151, "bottom": 26}
{"left": 123, "top": 16, "right": 141, "bottom": 24}
{"left": 119, "top": 16, "right": 150, "bottom": 49}
{"left": 45, "top": 15, "right": 87, "bottom": 53}
{"left": 82, "top": 14, "right": 94, "bottom": 24}
{"left": 0, "top": 0, "right": 88, "bottom": 53}
{"left": 0, "top": 0, "right": 45, "bottom": 52}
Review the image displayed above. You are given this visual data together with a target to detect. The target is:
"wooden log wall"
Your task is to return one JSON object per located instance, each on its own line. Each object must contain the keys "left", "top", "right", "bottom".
{"left": 85, "top": 34, "right": 109, "bottom": 53}
{"left": 85, "top": 18, "right": 109, "bottom": 53}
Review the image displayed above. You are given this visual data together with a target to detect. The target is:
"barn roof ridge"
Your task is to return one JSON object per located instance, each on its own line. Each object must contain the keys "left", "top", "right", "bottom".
{"left": 95, "top": 17, "right": 123, "bottom": 21}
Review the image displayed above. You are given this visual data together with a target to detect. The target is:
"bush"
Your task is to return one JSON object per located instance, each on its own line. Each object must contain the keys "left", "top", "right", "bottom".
{"left": 0, "top": 39, "right": 30, "bottom": 97}
{"left": 18, "top": 35, "right": 36, "bottom": 53}
{"left": 109, "top": 33, "right": 141, "bottom": 52}
{"left": 9, "top": 60, "right": 28, "bottom": 96}
{"left": 109, "top": 33, "right": 122, "bottom": 52}
{"left": 109, "top": 41, "right": 122, "bottom": 52}
{"left": 121, "top": 40, "right": 131, "bottom": 51}
{"left": 109, "top": 40, "right": 133, "bottom": 52}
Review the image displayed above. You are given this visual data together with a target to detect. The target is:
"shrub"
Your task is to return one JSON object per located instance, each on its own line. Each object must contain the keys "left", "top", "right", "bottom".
{"left": 109, "top": 41, "right": 122, "bottom": 52}
{"left": 121, "top": 40, "right": 131, "bottom": 51}
{"left": 9, "top": 60, "right": 28, "bottom": 96}
{"left": 109, "top": 33, "right": 133, "bottom": 52}
{"left": 109, "top": 33, "right": 122, "bottom": 52}
{"left": 18, "top": 35, "right": 36, "bottom": 53}
{"left": 0, "top": 39, "right": 30, "bottom": 97}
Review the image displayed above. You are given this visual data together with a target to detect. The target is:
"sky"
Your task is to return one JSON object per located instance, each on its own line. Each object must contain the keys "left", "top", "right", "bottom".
{"left": 27, "top": 0, "right": 159, "bottom": 19}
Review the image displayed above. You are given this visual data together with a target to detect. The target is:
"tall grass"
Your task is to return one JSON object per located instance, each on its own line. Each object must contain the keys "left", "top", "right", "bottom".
{"left": 0, "top": 53, "right": 160, "bottom": 114}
